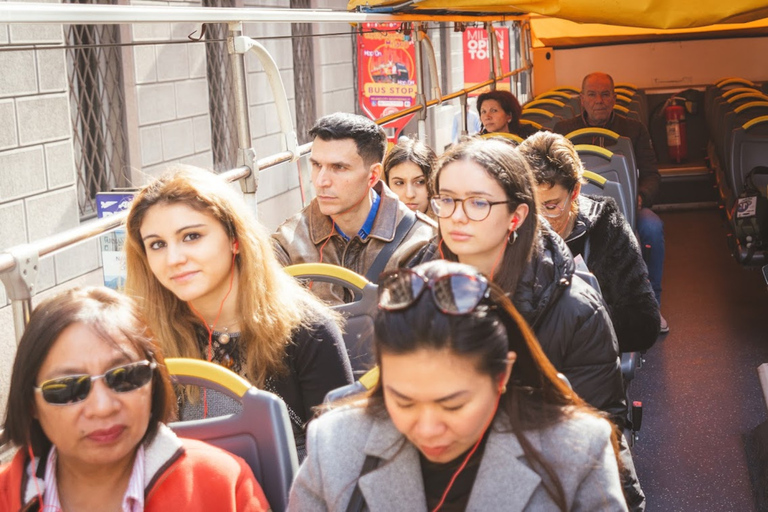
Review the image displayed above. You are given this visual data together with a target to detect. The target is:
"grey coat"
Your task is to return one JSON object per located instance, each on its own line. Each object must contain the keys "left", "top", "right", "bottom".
{"left": 288, "top": 407, "right": 627, "bottom": 512}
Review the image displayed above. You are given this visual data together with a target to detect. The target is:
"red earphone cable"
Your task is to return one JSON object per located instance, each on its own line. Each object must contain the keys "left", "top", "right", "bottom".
{"left": 430, "top": 389, "right": 503, "bottom": 512}
{"left": 187, "top": 249, "right": 237, "bottom": 418}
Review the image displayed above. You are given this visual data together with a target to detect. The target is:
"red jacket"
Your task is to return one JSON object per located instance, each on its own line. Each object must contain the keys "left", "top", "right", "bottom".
{"left": 0, "top": 426, "right": 269, "bottom": 511}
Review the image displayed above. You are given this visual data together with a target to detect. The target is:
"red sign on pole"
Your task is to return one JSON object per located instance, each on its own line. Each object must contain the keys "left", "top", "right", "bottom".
{"left": 463, "top": 27, "right": 510, "bottom": 96}
{"left": 357, "top": 23, "right": 417, "bottom": 142}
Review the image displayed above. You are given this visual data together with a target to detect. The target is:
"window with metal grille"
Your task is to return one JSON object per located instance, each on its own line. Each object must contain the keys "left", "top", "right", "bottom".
{"left": 65, "top": 0, "right": 128, "bottom": 220}
{"left": 203, "top": 0, "right": 238, "bottom": 172}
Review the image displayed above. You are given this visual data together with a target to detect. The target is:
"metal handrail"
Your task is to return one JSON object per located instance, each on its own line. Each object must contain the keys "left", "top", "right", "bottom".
{"left": 0, "top": 4, "right": 532, "bottom": 346}
{"left": 0, "top": 2, "right": 522, "bottom": 24}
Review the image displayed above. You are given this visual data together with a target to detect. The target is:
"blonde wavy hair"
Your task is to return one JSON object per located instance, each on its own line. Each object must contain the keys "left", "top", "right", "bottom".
{"left": 125, "top": 165, "right": 331, "bottom": 387}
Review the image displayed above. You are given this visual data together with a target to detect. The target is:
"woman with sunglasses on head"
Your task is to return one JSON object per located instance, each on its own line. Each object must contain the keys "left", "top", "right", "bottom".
{"left": 124, "top": 165, "right": 353, "bottom": 459}
{"left": 520, "top": 131, "right": 660, "bottom": 354}
{"left": 415, "top": 137, "right": 642, "bottom": 511}
{"left": 0, "top": 287, "right": 268, "bottom": 511}
{"left": 383, "top": 138, "right": 437, "bottom": 216}
{"left": 289, "top": 260, "right": 627, "bottom": 512}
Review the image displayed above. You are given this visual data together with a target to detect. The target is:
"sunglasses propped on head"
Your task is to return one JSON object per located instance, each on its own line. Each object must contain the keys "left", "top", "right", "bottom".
{"left": 35, "top": 360, "right": 156, "bottom": 406}
{"left": 378, "top": 268, "right": 491, "bottom": 315}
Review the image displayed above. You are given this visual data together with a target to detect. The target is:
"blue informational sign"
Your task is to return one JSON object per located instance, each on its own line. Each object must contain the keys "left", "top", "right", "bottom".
{"left": 96, "top": 192, "right": 135, "bottom": 290}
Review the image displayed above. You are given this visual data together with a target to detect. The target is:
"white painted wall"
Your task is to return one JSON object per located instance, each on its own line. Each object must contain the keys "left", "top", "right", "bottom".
{"left": 548, "top": 37, "right": 768, "bottom": 91}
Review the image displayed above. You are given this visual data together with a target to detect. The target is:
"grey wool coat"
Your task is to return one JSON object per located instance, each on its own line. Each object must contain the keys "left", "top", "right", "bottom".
{"left": 288, "top": 407, "right": 627, "bottom": 512}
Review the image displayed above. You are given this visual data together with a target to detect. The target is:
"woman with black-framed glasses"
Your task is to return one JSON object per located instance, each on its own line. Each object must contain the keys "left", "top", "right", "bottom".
{"left": 412, "top": 136, "right": 628, "bottom": 458}
{"left": 0, "top": 287, "right": 268, "bottom": 511}
{"left": 289, "top": 260, "right": 627, "bottom": 512}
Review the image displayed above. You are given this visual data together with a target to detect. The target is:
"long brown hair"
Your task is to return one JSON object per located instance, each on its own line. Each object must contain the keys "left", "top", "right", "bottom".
{"left": 125, "top": 165, "right": 335, "bottom": 388}
{"left": 433, "top": 137, "right": 540, "bottom": 293}
{"left": 365, "top": 260, "right": 621, "bottom": 511}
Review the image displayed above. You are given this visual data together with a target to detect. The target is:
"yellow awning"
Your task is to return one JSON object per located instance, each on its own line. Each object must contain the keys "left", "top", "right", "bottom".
{"left": 347, "top": 0, "right": 768, "bottom": 30}
{"left": 530, "top": 15, "right": 768, "bottom": 48}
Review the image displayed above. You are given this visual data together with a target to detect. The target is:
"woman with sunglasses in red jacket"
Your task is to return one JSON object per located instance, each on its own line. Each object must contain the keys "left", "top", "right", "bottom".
{"left": 0, "top": 287, "right": 268, "bottom": 511}
{"left": 289, "top": 260, "right": 626, "bottom": 512}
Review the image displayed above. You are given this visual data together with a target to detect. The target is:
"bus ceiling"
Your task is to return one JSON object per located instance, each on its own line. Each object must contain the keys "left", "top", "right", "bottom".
{"left": 348, "top": 1, "right": 768, "bottom": 43}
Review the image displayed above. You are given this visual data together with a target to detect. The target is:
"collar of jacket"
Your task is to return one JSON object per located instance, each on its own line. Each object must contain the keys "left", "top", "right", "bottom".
{"left": 308, "top": 181, "right": 401, "bottom": 245}
{"left": 513, "top": 225, "right": 576, "bottom": 325}
{"left": 565, "top": 195, "right": 605, "bottom": 244}
{"left": 357, "top": 413, "right": 543, "bottom": 511}
{"left": 22, "top": 424, "right": 185, "bottom": 505}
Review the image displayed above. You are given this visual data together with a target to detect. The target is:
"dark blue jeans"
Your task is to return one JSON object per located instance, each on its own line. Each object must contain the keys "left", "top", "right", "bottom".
{"left": 637, "top": 207, "right": 664, "bottom": 306}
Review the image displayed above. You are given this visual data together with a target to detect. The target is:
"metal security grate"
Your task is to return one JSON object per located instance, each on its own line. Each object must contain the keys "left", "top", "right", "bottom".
{"left": 203, "top": 0, "right": 238, "bottom": 172}
{"left": 65, "top": 0, "right": 128, "bottom": 220}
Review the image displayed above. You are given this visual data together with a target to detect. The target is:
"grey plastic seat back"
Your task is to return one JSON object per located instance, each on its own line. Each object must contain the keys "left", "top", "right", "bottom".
{"left": 167, "top": 358, "right": 298, "bottom": 512}
{"left": 728, "top": 116, "right": 768, "bottom": 201}
{"left": 565, "top": 127, "right": 638, "bottom": 189}
{"left": 580, "top": 170, "right": 635, "bottom": 230}
{"left": 285, "top": 263, "right": 378, "bottom": 378}
{"left": 575, "top": 144, "right": 636, "bottom": 229}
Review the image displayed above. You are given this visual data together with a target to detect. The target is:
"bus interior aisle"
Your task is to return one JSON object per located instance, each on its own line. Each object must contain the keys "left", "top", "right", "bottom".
{"left": 631, "top": 208, "right": 768, "bottom": 511}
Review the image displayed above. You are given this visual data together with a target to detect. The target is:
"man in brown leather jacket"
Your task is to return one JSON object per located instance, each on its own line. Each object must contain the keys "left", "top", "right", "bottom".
{"left": 272, "top": 113, "right": 436, "bottom": 305}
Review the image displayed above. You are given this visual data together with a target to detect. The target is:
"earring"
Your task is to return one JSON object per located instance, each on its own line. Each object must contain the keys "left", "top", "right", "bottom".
{"left": 507, "top": 230, "right": 518, "bottom": 245}
{"left": 500, "top": 385, "right": 507, "bottom": 394}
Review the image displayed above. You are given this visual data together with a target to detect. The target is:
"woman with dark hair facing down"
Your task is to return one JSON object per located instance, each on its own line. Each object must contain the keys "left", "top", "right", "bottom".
{"left": 289, "top": 260, "right": 626, "bottom": 512}
{"left": 0, "top": 287, "right": 268, "bottom": 511}
{"left": 383, "top": 137, "right": 437, "bottom": 216}
{"left": 477, "top": 90, "right": 539, "bottom": 138}
{"left": 124, "top": 165, "right": 353, "bottom": 459}
{"left": 416, "top": 136, "right": 643, "bottom": 510}
{"left": 520, "top": 130, "right": 660, "bottom": 354}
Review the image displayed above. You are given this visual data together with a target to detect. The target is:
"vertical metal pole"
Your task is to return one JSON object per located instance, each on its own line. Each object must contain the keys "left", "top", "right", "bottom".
{"left": 414, "top": 23, "right": 427, "bottom": 142}
{"left": 11, "top": 301, "right": 32, "bottom": 344}
{"left": 228, "top": 22, "right": 259, "bottom": 218}
{"left": 486, "top": 22, "right": 497, "bottom": 91}
{"left": 460, "top": 93, "right": 468, "bottom": 138}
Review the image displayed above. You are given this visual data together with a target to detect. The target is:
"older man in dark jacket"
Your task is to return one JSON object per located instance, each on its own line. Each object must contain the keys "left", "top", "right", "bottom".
{"left": 554, "top": 72, "right": 668, "bottom": 334}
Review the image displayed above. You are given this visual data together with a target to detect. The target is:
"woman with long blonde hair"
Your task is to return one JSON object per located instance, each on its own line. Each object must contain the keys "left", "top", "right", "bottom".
{"left": 125, "top": 165, "right": 353, "bottom": 458}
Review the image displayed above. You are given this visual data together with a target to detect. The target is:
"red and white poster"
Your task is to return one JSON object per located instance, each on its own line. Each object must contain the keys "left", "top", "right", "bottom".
{"left": 357, "top": 23, "right": 417, "bottom": 142}
{"left": 463, "top": 27, "right": 510, "bottom": 96}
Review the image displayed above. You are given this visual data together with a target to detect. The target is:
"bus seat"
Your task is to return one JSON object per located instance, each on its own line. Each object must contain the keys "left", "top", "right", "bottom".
{"left": 581, "top": 170, "right": 635, "bottom": 229}
{"left": 727, "top": 116, "right": 768, "bottom": 204}
{"left": 166, "top": 358, "right": 298, "bottom": 512}
{"left": 565, "top": 127, "right": 638, "bottom": 188}
{"left": 481, "top": 132, "right": 523, "bottom": 143}
{"left": 575, "top": 144, "right": 636, "bottom": 229}
{"left": 718, "top": 102, "right": 768, "bottom": 169}
{"left": 324, "top": 366, "right": 380, "bottom": 403}
{"left": 524, "top": 98, "right": 575, "bottom": 118}
{"left": 621, "top": 351, "right": 641, "bottom": 383}
{"left": 519, "top": 118, "right": 544, "bottom": 131}
{"left": 538, "top": 89, "right": 581, "bottom": 114}
{"left": 521, "top": 107, "right": 564, "bottom": 130}
{"left": 285, "top": 263, "right": 378, "bottom": 377}
{"left": 552, "top": 85, "right": 580, "bottom": 94}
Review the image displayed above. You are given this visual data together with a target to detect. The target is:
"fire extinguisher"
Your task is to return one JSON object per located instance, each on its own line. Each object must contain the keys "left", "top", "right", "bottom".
{"left": 665, "top": 98, "right": 687, "bottom": 164}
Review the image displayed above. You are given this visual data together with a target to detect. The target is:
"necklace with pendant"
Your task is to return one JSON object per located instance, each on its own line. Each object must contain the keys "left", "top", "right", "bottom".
{"left": 210, "top": 321, "right": 238, "bottom": 345}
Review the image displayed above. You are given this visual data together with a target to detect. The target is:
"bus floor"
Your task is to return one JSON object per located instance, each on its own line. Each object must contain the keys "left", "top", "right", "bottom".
{"left": 631, "top": 208, "right": 768, "bottom": 512}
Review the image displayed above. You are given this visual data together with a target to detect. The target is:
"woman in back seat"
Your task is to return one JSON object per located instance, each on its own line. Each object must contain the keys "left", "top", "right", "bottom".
{"left": 520, "top": 131, "right": 660, "bottom": 353}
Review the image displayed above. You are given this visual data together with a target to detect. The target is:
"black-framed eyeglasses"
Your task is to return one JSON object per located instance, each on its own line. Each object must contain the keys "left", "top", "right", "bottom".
{"left": 430, "top": 195, "right": 511, "bottom": 222}
{"left": 35, "top": 360, "right": 156, "bottom": 406}
{"left": 378, "top": 269, "right": 490, "bottom": 315}
{"left": 540, "top": 187, "right": 574, "bottom": 219}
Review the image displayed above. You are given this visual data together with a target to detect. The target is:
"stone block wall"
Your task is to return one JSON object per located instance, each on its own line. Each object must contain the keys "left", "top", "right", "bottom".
{"left": 0, "top": 18, "right": 102, "bottom": 416}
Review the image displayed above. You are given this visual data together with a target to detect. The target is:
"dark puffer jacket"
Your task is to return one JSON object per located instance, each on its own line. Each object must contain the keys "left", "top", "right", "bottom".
{"left": 566, "top": 195, "right": 660, "bottom": 353}
{"left": 512, "top": 227, "right": 626, "bottom": 424}
{"left": 412, "top": 227, "right": 627, "bottom": 425}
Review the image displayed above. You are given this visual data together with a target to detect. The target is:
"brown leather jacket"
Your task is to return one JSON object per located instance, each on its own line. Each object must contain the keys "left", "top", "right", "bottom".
{"left": 272, "top": 181, "right": 436, "bottom": 305}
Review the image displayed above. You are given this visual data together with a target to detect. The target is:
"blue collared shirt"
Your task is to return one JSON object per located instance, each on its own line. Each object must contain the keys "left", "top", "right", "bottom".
{"left": 335, "top": 189, "right": 381, "bottom": 242}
